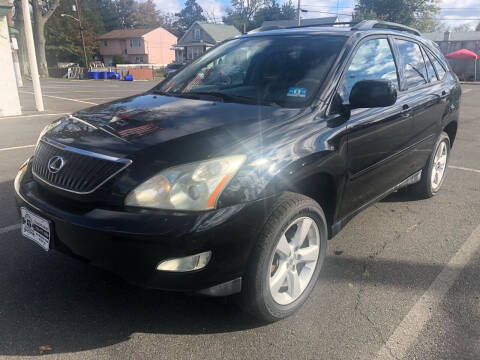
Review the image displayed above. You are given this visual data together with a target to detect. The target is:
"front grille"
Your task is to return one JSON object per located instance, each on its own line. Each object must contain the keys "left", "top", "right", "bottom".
{"left": 32, "top": 139, "right": 131, "bottom": 194}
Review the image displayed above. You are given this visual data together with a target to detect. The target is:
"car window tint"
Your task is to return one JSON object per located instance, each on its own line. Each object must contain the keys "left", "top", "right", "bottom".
{"left": 422, "top": 48, "right": 438, "bottom": 82}
{"left": 396, "top": 40, "right": 428, "bottom": 88}
{"left": 158, "top": 35, "right": 346, "bottom": 108}
{"left": 339, "top": 38, "right": 398, "bottom": 100}
{"left": 430, "top": 54, "right": 447, "bottom": 80}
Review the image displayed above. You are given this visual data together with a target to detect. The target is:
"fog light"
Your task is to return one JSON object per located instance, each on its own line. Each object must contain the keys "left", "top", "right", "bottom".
{"left": 156, "top": 251, "right": 211, "bottom": 272}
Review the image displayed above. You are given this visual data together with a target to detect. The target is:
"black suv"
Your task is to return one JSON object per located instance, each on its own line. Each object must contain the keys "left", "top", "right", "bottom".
{"left": 15, "top": 20, "right": 460, "bottom": 321}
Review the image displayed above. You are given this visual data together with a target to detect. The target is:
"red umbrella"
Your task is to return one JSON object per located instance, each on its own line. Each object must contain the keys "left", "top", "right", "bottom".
{"left": 445, "top": 48, "right": 479, "bottom": 60}
{"left": 445, "top": 49, "right": 479, "bottom": 81}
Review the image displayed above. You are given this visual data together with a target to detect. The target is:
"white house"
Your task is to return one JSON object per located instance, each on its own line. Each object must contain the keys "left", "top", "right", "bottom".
{"left": 0, "top": 0, "right": 21, "bottom": 116}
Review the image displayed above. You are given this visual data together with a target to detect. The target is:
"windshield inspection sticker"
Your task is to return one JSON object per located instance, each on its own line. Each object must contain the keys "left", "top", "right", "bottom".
{"left": 287, "top": 87, "right": 307, "bottom": 97}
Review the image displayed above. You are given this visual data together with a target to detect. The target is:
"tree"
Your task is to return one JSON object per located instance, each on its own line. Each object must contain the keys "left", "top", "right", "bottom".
{"left": 252, "top": 0, "right": 296, "bottom": 29}
{"left": 452, "top": 24, "right": 473, "bottom": 32}
{"left": 127, "top": 0, "right": 160, "bottom": 28}
{"left": 174, "top": 0, "right": 206, "bottom": 35}
{"left": 45, "top": 0, "right": 104, "bottom": 67}
{"left": 354, "top": 0, "right": 441, "bottom": 33}
{"left": 97, "top": 0, "right": 122, "bottom": 31}
{"left": 31, "top": 0, "right": 64, "bottom": 76}
{"left": 223, "top": 0, "right": 266, "bottom": 32}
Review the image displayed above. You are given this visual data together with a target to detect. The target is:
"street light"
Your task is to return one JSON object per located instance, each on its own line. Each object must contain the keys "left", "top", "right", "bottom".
{"left": 60, "top": 3, "right": 88, "bottom": 72}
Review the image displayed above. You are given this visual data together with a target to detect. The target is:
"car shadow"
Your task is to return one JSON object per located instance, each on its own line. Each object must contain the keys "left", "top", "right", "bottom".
{"left": 0, "top": 219, "right": 463, "bottom": 356}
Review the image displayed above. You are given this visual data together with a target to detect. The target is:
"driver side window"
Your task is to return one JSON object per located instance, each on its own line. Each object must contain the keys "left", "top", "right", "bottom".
{"left": 338, "top": 38, "right": 399, "bottom": 102}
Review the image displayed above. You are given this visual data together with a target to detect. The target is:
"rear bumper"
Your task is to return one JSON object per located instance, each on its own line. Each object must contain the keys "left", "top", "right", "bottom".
{"left": 15, "top": 165, "right": 273, "bottom": 294}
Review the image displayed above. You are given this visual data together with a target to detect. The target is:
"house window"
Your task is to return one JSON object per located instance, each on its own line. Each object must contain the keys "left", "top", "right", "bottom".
{"left": 135, "top": 56, "right": 144, "bottom": 63}
{"left": 194, "top": 29, "right": 201, "bottom": 41}
{"left": 103, "top": 40, "right": 108, "bottom": 46}
{"left": 130, "top": 38, "right": 141, "bottom": 48}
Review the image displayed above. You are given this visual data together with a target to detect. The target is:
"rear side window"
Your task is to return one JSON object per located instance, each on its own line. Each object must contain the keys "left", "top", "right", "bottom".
{"left": 396, "top": 40, "right": 428, "bottom": 89}
{"left": 430, "top": 54, "right": 447, "bottom": 80}
{"left": 339, "top": 38, "right": 399, "bottom": 99}
{"left": 422, "top": 48, "right": 438, "bottom": 82}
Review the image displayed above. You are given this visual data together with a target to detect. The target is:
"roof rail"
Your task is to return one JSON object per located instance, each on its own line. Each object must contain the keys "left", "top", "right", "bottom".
{"left": 249, "top": 22, "right": 359, "bottom": 33}
{"left": 352, "top": 20, "right": 421, "bottom": 36}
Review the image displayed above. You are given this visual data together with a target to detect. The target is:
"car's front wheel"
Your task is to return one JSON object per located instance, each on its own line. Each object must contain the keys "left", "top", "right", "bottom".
{"left": 238, "top": 192, "right": 327, "bottom": 322}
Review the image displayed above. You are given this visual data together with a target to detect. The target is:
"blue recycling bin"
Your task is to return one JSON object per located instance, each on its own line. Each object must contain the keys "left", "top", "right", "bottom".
{"left": 124, "top": 75, "right": 133, "bottom": 81}
{"left": 98, "top": 72, "right": 107, "bottom": 79}
{"left": 91, "top": 72, "right": 99, "bottom": 80}
{"left": 107, "top": 71, "right": 115, "bottom": 79}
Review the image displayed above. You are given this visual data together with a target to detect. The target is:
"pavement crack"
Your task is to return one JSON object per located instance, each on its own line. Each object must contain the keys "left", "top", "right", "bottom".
{"left": 355, "top": 292, "right": 399, "bottom": 360}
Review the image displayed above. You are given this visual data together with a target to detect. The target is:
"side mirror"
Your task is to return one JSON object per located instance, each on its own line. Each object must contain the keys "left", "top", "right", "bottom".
{"left": 349, "top": 79, "right": 397, "bottom": 109}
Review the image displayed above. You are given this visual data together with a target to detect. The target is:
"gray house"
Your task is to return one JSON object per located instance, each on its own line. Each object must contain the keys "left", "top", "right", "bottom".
{"left": 424, "top": 31, "right": 480, "bottom": 80}
{"left": 172, "top": 22, "right": 241, "bottom": 64}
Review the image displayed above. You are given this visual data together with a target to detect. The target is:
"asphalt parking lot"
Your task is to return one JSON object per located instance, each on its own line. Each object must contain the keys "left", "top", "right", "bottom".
{"left": 0, "top": 79, "right": 479, "bottom": 359}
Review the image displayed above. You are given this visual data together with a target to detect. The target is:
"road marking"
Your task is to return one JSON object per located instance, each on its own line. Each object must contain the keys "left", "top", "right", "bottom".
{"left": 376, "top": 223, "right": 480, "bottom": 360}
{"left": 0, "top": 144, "right": 35, "bottom": 152}
{"left": 449, "top": 165, "right": 480, "bottom": 174}
{"left": 20, "top": 91, "right": 98, "bottom": 105}
{"left": 0, "top": 112, "right": 66, "bottom": 120}
{"left": 0, "top": 224, "right": 20, "bottom": 234}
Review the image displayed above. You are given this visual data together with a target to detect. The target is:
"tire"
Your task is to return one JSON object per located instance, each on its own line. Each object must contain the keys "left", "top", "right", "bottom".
{"left": 411, "top": 131, "right": 450, "bottom": 198}
{"left": 238, "top": 192, "right": 328, "bottom": 322}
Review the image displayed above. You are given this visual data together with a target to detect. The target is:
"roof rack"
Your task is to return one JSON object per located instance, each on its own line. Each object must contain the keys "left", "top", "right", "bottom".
{"left": 250, "top": 20, "right": 422, "bottom": 36}
{"left": 352, "top": 20, "right": 421, "bottom": 36}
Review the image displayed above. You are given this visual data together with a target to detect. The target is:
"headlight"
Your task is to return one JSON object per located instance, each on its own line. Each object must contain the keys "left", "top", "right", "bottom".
{"left": 125, "top": 155, "right": 246, "bottom": 211}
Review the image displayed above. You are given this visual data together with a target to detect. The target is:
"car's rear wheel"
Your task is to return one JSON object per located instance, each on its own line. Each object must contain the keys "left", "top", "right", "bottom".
{"left": 412, "top": 131, "right": 450, "bottom": 198}
{"left": 238, "top": 192, "right": 327, "bottom": 322}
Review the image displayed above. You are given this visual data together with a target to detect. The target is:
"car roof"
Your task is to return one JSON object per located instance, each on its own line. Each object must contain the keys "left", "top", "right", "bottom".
{"left": 241, "top": 24, "right": 438, "bottom": 52}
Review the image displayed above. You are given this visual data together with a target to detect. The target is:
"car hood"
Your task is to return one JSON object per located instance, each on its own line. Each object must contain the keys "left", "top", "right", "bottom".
{"left": 44, "top": 93, "right": 301, "bottom": 160}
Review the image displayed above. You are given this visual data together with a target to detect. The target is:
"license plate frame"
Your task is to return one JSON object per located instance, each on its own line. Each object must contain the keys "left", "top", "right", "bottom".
{"left": 21, "top": 207, "right": 51, "bottom": 251}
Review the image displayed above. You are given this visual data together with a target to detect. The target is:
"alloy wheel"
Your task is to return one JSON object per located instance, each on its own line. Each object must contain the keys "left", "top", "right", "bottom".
{"left": 268, "top": 217, "right": 320, "bottom": 305}
{"left": 431, "top": 140, "right": 448, "bottom": 191}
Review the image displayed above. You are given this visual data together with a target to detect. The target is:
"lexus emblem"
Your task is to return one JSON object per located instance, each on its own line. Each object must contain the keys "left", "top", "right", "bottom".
{"left": 47, "top": 156, "right": 65, "bottom": 174}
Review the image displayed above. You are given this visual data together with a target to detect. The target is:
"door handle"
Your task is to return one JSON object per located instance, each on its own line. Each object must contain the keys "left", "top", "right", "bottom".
{"left": 401, "top": 104, "right": 411, "bottom": 118}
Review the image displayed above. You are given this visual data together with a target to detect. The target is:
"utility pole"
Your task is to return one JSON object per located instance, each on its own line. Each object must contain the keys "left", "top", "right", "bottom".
{"left": 74, "top": 0, "right": 88, "bottom": 70}
{"left": 61, "top": 1, "right": 88, "bottom": 72}
{"left": 297, "top": 0, "right": 301, "bottom": 26}
{"left": 21, "top": 0, "right": 44, "bottom": 111}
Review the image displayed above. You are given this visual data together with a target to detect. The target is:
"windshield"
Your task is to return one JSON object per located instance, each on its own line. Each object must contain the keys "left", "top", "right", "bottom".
{"left": 155, "top": 35, "right": 346, "bottom": 108}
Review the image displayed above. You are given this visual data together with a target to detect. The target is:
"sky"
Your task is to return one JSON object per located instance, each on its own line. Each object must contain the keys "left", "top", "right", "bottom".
{"left": 156, "top": 0, "right": 480, "bottom": 31}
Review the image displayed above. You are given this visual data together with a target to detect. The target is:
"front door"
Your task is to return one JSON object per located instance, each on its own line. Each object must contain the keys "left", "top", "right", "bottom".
{"left": 336, "top": 37, "right": 417, "bottom": 218}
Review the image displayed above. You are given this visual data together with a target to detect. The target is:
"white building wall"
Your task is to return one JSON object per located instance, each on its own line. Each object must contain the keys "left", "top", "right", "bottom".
{"left": 0, "top": 15, "right": 21, "bottom": 116}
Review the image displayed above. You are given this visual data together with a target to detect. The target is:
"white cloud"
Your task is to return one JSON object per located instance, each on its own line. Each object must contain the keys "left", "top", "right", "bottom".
{"left": 438, "top": 0, "right": 480, "bottom": 29}
{"left": 154, "top": 0, "right": 182, "bottom": 14}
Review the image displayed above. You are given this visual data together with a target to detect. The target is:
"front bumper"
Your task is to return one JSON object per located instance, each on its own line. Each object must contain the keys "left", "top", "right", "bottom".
{"left": 15, "top": 166, "right": 272, "bottom": 294}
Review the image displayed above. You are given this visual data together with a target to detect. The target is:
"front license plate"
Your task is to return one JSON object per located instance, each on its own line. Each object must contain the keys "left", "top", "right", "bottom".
{"left": 21, "top": 207, "right": 50, "bottom": 251}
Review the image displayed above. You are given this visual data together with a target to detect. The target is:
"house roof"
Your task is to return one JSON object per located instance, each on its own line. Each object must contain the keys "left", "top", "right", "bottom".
{"left": 424, "top": 31, "right": 480, "bottom": 42}
{"left": 196, "top": 22, "right": 241, "bottom": 42}
{"left": 98, "top": 28, "right": 155, "bottom": 40}
{"left": 261, "top": 17, "right": 338, "bottom": 28}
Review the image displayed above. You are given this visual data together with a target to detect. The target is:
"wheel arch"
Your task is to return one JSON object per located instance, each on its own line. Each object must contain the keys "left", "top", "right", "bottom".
{"left": 443, "top": 121, "right": 457, "bottom": 147}
{"left": 276, "top": 171, "right": 338, "bottom": 238}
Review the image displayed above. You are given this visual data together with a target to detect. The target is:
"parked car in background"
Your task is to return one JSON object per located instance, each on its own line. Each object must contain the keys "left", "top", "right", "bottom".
{"left": 164, "top": 63, "right": 184, "bottom": 77}
{"left": 15, "top": 20, "right": 460, "bottom": 322}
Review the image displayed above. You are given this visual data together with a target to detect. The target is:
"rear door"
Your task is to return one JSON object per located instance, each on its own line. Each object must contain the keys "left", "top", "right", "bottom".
{"left": 392, "top": 39, "right": 449, "bottom": 171}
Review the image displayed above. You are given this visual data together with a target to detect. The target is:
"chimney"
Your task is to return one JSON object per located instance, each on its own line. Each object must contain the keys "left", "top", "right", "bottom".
{"left": 444, "top": 31, "right": 450, "bottom": 41}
